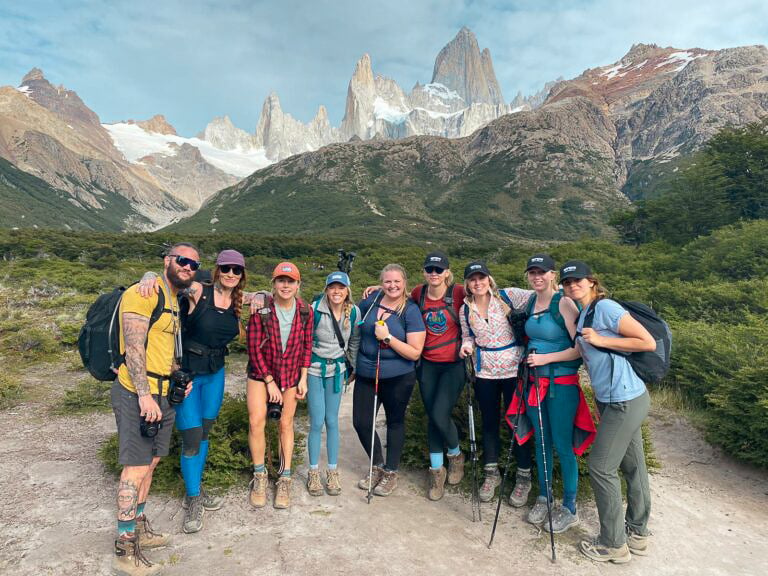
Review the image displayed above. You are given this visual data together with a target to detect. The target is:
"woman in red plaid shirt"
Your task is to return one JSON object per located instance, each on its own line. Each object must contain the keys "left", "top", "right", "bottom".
{"left": 246, "top": 261, "right": 313, "bottom": 510}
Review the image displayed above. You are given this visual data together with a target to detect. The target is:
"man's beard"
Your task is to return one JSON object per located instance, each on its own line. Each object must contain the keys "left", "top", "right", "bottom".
{"left": 167, "top": 264, "right": 194, "bottom": 290}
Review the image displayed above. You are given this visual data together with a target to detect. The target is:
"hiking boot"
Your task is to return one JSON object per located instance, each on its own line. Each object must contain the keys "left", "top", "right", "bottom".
{"left": 135, "top": 515, "right": 170, "bottom": 549}
{"left": 526, "top": 495, "right": 551, "bottom": 525}
{"left": 274, "top": 476, "right": 292, "bottom": 509}
{"left": 580, "top": 538, "right": 631, "bottom": 564}
{"left": 248, "top": 471, "right": 268, "bottom": 509}
{"left": 508, "top": 470, "right": 532, "bottom": 508}
{"left": 542, "top": 504, "right": 579, "bottom": 534}
{"left": 427, "top": 466, "right": 447, "bottom": 501}
{"left": 373, "top": 469, "right": 398, "bottom": 497}
{"left": 113, "top": 537, "right": 161, "bottom": 576}
{"left": 446, "top": 452, "right": 465, "bottom": 485}
{"left": 182, "top": 487, "right": 223, "bottom": 512}
{"left": 325, "top": 469, "right": 342, "bottom": 496}
{"left": 182, "top": 495, "right": 204, "bottom": 534}
{"left": 626, "top": 526, "right": 650, "bottom": 556}
{"left": 478, "top": 467, "right": 500, "bottom": 502}
{"left": 307, "top": 469, "right": 324, "bottom": 496}
{"left": 358, "top": 466, "right": 384, "bottom": 491}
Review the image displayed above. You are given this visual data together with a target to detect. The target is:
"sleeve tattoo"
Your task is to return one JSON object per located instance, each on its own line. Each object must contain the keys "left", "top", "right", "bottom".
{"left": 123, "top": 312, "right": 150, "bottom": 396}
{"left": 117, "top": 479, "right": 139, "bottom": 521}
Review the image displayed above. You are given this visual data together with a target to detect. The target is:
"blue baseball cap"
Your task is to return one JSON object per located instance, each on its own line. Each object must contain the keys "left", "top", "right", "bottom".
{"left": 325, "top": 271, "right": 351, "bottom": 287}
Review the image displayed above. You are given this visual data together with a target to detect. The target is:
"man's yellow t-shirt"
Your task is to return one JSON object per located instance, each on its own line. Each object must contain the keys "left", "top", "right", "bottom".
{"left": 117, "top": 281, "right": 177, "bottom": 395}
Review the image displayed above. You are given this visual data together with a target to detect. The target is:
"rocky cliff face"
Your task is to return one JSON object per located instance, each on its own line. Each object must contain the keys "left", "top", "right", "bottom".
{"left": 133, "top": 114, "right": 177, "bottom": 135}
{"left": 201, "top": 115, "right": 258, "bottom": 151}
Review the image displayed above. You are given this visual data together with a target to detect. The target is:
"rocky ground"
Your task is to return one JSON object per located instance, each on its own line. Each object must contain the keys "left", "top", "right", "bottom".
{"left": 1, "top": 361, "right": 766, "bottom": 576}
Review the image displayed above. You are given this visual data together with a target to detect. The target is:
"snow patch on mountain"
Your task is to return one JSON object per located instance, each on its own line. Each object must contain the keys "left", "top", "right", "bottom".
{"left": 655, "top": 51, "right": 706, "bottom": 71}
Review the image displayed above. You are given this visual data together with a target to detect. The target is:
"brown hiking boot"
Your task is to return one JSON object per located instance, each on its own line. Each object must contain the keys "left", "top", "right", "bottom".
{"left": 357, "top": 466, "right": 384, "bottom": 491}
{"left": 135, "top": 515, "right": 170, "bottom": 548}
{"left": 113, "top": 536, "right": 161, "bottom": 576}
{"left": 478, "top": 466, "right": 500, "bottom": 502}
{"left": 446, "top": 452, "right": 465, "bottom": 485}
{"left": 248, "top": 471, "right": 268, "bottom": 509}
{"left": 274, "top": 476, "right": 292, "bottom": 509}
{"left": 307, "top": 469, "right": 323, "bottom": 496}
{"left": 427, "top": 466, "right": 447, "bottom": 501}
{"left": 580, "top": 538, "right": 632, "bottom": 564}
{"left": 325, "top": 469, "right": 342, "bottom": 496}
{"left": 508, "top": 470, "right": 532, "bottom": 508}
{"left": 373, "top": 469, "right": 398, "bottom": 497}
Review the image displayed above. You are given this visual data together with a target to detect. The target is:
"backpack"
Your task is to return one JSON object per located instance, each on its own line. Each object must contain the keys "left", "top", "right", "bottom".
{"left": 581, "top": 299, "right": 672, "bottom": 383}
{"left": 497, "top": 290, "right": 529, "bottom": 344}
{"left": 253, "top": 295, "right": 310, "bottom": 349}
{"left": 78, "top": 286, "right": 167, "bottom": 381}
{"left": 414, "top": 283, "right": 462, "bottom": 359}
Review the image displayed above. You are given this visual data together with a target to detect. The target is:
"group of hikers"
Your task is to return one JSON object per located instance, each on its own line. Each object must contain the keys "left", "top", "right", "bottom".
{"left": 107, "top": 243, "right": 656, "bottom": 575}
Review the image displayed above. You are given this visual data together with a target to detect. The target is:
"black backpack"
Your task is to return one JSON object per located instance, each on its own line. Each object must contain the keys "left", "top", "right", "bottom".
{"left": 581, "top": 299, "right": 672, "bottom": 383}
{"left": 78, "top": 285, "right": 166, "bottom": 381}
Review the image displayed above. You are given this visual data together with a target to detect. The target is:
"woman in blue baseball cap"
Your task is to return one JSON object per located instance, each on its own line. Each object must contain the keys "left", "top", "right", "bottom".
{"left": 305, "top": 271, "right": 361, "bottom": 496}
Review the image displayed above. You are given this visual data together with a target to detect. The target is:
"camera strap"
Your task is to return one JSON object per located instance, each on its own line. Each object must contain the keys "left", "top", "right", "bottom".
{"left": 161, "top": 276, "right": 183, "bottom": 365}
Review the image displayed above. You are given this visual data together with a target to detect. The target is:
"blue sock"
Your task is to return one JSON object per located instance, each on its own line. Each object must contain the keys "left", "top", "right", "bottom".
{"left": 327, "top": 463, "right": 337, "bottom": 470}
{"left": 281, "top": 468, "right": 291, "bottom": 477}
{"left": 181, "top": 453, "right": 200, "bottom": 497}
{"left": 429, "top": 452, "right": 444, "bottom": 469}
{"left": 118, "top": 518, "right": 136, "bottom": 538}
{"left": 563, "top": 492, "right": 577, "bottom": 515}
{"left": 447, "top": 445, "right": 461, "bottom": 457}
{"left": 253, "top": 463, "right": 266, "bottom": 474}
{"left": 136, "top": 502, "right": 145, "bottom": 518}
{"left": 310, "top": 464, "right": 319, "bottom": 470}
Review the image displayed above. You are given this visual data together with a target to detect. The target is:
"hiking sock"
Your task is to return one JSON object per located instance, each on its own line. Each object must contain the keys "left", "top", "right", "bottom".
{"left": 563, "top": 492, "right": 577, "bottom": 515}
{"left": 517, "top": 467, "right": 532, "bottom": 479}
{"left": 310, "top": 464, "right": 320, "bottom": 470}
{"left": 327, "top": 463, "right": 338, "bottom": 470}
{"left": 281, "top": 468, "right": 291, "bottom": 477}
{"left": 430, "top": 452, "right": 444, "bottom": 469}
{"left": 253, "top": 463, "right": 266, "bottom": 474}
{"left": 136, "top": 502, "right": 146, "bottom": 518}
{"left": 181, "top": 452, "right": 201, "bottom": 497}
{"left": 447, "top": 445, "right": 461, "bottom": 457}
{"left": 118, "top": 518, "right": 136, "bottom": 539}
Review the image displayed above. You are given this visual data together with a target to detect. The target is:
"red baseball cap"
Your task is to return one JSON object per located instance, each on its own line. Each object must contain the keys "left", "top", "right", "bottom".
{"left": 272, "top": 261, "right": 301, "bottom": 281}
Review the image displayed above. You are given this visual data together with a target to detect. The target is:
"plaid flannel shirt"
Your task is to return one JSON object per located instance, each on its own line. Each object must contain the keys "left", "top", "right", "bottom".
{"left": 247, "top": 298, "right": 313, "bottom": 390}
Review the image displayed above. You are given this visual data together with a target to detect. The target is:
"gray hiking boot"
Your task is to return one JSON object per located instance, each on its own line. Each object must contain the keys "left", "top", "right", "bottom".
{"left": 307, "top": 468, "right": 324, "bottom": 496}
{"left": 358, "top": 466, "right": 384, "bottom": 491}
{"left": 325, "top": 469, "right": 342, "bottom": 496}
{"left": 508, "top": 470, "right": 532, "bottom": 508}
{"left": 526, "top": 495, "right": 551, "bottom": 525}
{"left": 542, "top": 504, "right": 579, "bottom": 533}
{"left": 113, "top": 536, "right": 161, "bottom": 576}
{"left": 427, "top": 466, "right": 447, "bottom": 501}
{"left": 446, "top": 452, "right": 465, "bottom": 485}
{"left": 626, "top": 525, "right": 650, "bottom": 556}
{"left": 373, "top": 469, "right": 398, "bottom": 497}
{"left": 580, "top": 537, "right": 632, "bottom": 564}
{"left": 182, "top": 495, "right": 204, "bottom": 534}
{"left": 478, "top": 466, "right": 500, "bottom": 502}
{"left": 135, "top": 515, "right": 170, "bottom": 549}
{"left": 182, "top": 487, "right": 223, "bottom": 512}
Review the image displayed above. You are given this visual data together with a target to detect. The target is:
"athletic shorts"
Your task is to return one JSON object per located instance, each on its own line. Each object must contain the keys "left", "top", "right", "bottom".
{"left": 111, "top": 382, "right": 176, "bottom": 466}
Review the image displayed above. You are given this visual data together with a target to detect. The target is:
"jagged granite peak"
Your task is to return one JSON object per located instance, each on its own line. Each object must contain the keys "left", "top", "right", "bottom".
{"left": 202, "top": 115, "right": 258, "bottom": 151}
{"left": 431, "top": 27, "right": 504, "bottom": 106}
{"left": 19, "top": 67, "right": 102, "bottom": 128}
{"left": 21, "top": 68, "right": 45, "bottom": 84}
{"left": 340, "top": 54, "right": 377, "bottom": 140}
{"left": 132, "top": 114, "right": 177, "bottom": 135}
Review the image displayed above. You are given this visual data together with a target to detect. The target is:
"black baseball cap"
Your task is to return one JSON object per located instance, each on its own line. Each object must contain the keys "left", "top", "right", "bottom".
{"left": 464, "top": 260, "right": 490, "bottom": 279}
{"left": 423, "top": 251, "right": 449, "bottom": 270}
{"left": 559, "top": 260, "right": 592, "bottom": 280}
{"left": 525, "top": 254, "right": 555, "bottom": 272}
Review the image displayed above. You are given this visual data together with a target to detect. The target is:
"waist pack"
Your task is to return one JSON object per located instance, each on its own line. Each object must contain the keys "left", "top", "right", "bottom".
{"left": 581, "top": 299, "right": 672, "bottom": 383}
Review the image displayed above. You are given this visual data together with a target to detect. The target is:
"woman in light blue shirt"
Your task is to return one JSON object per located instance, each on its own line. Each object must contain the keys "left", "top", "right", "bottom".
{"left": 561, "top": 260, "right": 656, "bottom": 565}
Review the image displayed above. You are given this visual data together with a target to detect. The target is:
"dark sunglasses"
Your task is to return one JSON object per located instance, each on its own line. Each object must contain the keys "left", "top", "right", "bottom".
{"left": 561, "top": 277, "right": 582, "bottom": 287}
{"left": 169, "top": 254, "right": 200, "bottom": 271}
{"left": 220, "top": 265, "right": 243, "bottom": 275}
{"left": 424, "top": 266, "right": 445, "bottom": 274}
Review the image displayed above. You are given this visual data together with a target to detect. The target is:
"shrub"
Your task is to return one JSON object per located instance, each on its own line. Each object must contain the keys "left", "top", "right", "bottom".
{"left": 0, "top": 372, "right": 24, "bottom": 409}
{"left": 53, "top": 378, "right": 112, "bottom": 415}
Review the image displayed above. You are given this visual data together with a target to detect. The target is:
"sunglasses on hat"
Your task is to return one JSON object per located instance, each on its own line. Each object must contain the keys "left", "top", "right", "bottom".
{"left": 169, "top": 254, "right": 200, "bottom": 271}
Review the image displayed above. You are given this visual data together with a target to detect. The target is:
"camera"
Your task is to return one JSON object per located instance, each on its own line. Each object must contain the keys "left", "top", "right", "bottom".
{"left": 140, "top": 416, "right": 162, "bottom": 438}
{"left": 267, "top": 401, "right": 283, "bottom": 420}
{"left": 168, "top": 369, "right": 192, "bottom": 405}
{"left": 336, "top": 249, "right": 356, "bottom": 275}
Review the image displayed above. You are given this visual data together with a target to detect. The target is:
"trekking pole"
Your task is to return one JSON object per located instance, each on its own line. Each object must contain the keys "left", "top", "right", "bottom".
{"left": 530, "top": 349, "right": 556, "bottom": 562}
{"left": 464, "top": 353, "right": 481, "bottom": 522}
{"left": 366, "top": 332, "right": 383, "bottom": 504}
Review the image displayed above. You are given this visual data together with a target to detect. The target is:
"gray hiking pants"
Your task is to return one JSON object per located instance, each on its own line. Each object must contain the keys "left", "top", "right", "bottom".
{"left": 589, "top": 390, "right": 651, "bottom": 548}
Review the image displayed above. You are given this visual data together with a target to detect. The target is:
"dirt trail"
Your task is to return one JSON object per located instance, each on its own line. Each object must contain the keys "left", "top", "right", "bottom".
{"left": 1, "top": 364, "right": 766, "bottom": 576}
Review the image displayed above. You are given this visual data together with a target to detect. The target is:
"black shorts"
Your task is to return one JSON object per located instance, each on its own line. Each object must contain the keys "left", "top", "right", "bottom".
{"left": 111, "top": 382, "right": 175, "bottom": 466}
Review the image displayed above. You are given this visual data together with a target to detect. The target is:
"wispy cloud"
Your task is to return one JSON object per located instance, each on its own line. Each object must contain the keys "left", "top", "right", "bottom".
{"left": 1, "top": 0, "right": 766, "bottom": 135}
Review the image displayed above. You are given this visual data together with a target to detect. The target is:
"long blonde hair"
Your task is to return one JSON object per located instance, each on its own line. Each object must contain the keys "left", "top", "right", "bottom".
{"left": 463, "top": 274, "right": 510, "bottom": 315}
{"left": 325, "top": 284, "right": 355, "bottom": 328}
{"left": 379, "top": 263, "right": 409, "bottom": 316}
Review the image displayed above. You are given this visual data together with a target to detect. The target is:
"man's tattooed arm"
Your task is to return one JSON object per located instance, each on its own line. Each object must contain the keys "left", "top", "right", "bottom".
{"left": 123, "top": 312, "right": 150, "bottom": 396}
{"left": 117, "top": 479, "right": 138, "bottom": 521}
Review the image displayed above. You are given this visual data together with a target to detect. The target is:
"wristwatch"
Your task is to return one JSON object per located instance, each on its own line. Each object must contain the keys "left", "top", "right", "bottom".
{"left": 383, "top": 335, "right": 391, "bottom": 344}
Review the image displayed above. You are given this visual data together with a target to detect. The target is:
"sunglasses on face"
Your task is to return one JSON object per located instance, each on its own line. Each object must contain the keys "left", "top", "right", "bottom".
{"left": 424, "top": 266, "right": 444, "bottom": 274}
{"left": 169, "top": 254, "right": 200, "bottom": 271}
{"left": 562, "top": 277, "right": 581, "bottom": 287}
{"left": 220, "top": 265, "right": 243, "bottom": 275}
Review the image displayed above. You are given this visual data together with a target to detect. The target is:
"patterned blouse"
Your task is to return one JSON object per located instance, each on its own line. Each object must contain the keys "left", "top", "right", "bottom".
{"left": 460, "top": 287, "right": 532, "bottom": 379}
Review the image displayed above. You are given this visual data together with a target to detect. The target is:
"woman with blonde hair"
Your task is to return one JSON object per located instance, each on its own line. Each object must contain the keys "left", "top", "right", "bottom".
{"left": 352, "top": 263, "right": 426, "bottom": 497}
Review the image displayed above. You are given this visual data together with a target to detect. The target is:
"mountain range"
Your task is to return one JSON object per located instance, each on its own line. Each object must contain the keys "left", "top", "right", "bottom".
{"left": 1, "top": 29, "right": 767, "bottom": 241}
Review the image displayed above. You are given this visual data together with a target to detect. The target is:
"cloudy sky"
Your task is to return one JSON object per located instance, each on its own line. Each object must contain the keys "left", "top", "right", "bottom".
{"left": 1, "top": 0, "right": 766, "bottom": 136}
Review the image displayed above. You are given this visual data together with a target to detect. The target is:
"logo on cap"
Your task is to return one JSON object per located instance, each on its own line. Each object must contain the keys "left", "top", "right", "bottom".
{"left": 281, "top": 266, "right": 292, "bottom": 272}
{"left": 430, "top": 257, "right": 441, "bottom": 262}
{"left": 563, "top": 266, "right": 576, "bottom": 273}
{"left": 470, "top": 264, "right": 481, "bottom": 270}
{"left": 531, "top": 257, "right": 543, "bottom": 263}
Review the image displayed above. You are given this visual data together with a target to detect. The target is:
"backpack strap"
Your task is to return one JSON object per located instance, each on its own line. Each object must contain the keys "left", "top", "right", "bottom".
{"left": 463, "top": 304, "right": 475, "bottom": 339}
{"left": 417, "top": 284, "right": 426, "bottom": 311}
{"left": 498, "top": 289, "right": 513, "bottom": 310}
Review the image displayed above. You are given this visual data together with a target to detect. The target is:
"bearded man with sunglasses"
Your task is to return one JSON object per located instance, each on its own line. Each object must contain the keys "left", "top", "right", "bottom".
{"left": 111, "top": 242, "right": 198, "bottom": 576}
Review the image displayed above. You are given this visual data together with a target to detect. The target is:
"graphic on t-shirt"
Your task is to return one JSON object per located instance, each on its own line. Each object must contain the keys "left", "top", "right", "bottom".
{"left": 424, "top": 309, "right": 448, "bottom": 335}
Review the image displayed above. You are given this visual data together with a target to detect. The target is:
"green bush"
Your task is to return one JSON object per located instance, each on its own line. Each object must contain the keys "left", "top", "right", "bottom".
{"left": 0, "top": 372, "right": 24, "bottom": 409}
{"left": 53, "top": 378, "right": 112, "bottom": 415}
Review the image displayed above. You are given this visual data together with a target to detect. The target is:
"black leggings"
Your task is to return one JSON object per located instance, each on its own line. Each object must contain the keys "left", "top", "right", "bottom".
{"left": 475, "top": 376, "right": 532, "bottom": 469}
{"left": 418, "top": 359, "right": 465, "bottom": 454}
{"left": 353, "top": 371, "right": 416, "bottom": 471}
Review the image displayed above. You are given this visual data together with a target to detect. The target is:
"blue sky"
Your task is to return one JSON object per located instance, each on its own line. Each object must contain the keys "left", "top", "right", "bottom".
{"left": 1, "top": 0, "right": 766, "bottom": 136}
